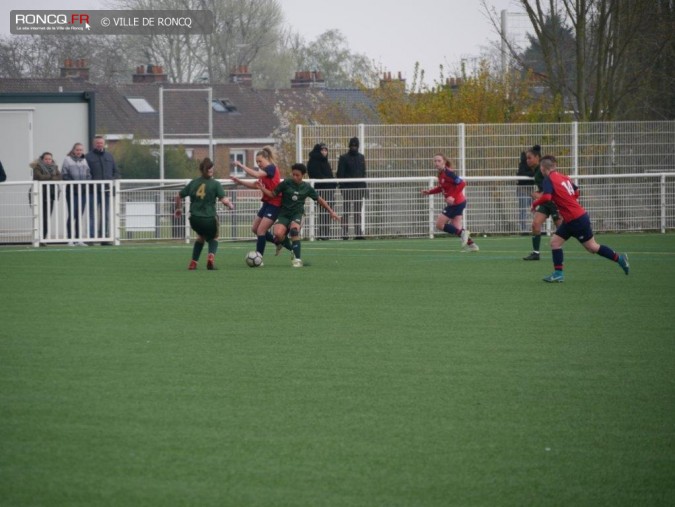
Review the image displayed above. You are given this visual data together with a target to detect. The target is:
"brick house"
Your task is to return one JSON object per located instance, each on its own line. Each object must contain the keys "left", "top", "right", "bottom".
{"left": 0, "top": 61, "right": 379, "bottom": 179}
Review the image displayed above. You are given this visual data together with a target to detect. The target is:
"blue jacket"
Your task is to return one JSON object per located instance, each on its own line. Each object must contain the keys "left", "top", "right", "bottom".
{"left": 86, "top": 149, "right": 120, "bottom": 180}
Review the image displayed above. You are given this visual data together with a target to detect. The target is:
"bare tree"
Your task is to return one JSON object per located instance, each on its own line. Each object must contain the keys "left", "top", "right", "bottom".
{"left": 255, "top": 27, "right": 380, "bottom": 90}
{"left": 616, "top": 0, "right": 675, "bottom": 120}
{"left": 488, "top": 0, "right": 671, "bottom": 120}
{"left": 0, "top": 36, "right": 56, "bottom": 78}
{"left": 193, "top": 0, "right": 284, "bottom": 82}
{"left": 111, "top": 0, "right": 207, "bottom": 82}
{"left": 248, "top": 27, "right": 298, "bottom": 89}
{"left": 291, "top": 29, "right": 379, "bottom": 89}
{"left": 0, "top": 34, "right": 133, "bottom": 83}
{"left": 113, "top": 0, "right": 285, "bottom": 83}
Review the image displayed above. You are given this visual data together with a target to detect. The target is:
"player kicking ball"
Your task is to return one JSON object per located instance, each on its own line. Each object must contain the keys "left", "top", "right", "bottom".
{"left": 174, "top": 158, "right": 234, "bottom": 270}
{"left": 257, "top": 163, "right": 340, "bottom": 267}
{"left": 531, "top": 155, "right": 629, "bottom": 283}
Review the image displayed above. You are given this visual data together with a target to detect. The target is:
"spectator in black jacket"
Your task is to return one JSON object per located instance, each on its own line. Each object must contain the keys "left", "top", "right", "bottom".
{"left": 307, "top": 143, "right": 337, "bottom": 240}
{"left": 85, "top": 136, "right": 119, "bottom": 244}
{"left": 337, "top": 137, "right": 367, "bottom": 239}
{"left": 0, "top": 160, "right": 6, "bottom": 182}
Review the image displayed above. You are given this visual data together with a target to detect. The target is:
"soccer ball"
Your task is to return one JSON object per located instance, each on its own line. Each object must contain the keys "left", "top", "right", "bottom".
{"left": 245, "top": 251, "right": 263, "bottom": 268}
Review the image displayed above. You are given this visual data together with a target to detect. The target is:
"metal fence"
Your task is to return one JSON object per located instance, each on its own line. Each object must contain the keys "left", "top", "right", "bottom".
{"left": 0, "top": 181, "right": 115, "bottom": 246}
{"left": 296, "top": 121, "right": 675, "bottom": 178}
{"left": 1, "top": 174, "right": 673, "bottom": 246}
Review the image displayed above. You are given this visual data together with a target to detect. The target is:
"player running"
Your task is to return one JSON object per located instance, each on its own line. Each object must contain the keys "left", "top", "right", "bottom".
{"left": 257, "top": 163, "right": 340, "bottom": 268}
{"left": 523, "top": 146, "right": 562, "bottom": 260}
{"left": 531, "top": 155, "right": 629, "bottom": 283}
{"left": 174, "top": 158, "right": 234, "bottom": 270}
{"left": 420, "top": 153, "right": 478, "bottom": 252}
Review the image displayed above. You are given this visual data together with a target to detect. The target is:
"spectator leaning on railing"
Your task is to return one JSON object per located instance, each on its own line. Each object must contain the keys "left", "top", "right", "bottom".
{"left": 307, "top": 143, "right": 336, "bottom": 240}
{"left": 86, "top": 136, "right": 120, "bottom": 244}
{"left": 62, "top": 142, "right": 92, "bottom": 247}
{"left": 30, "top": 152, "right": 61, "bottom": 242}
{"left": 337, "top": 137, "right": 367, "bottom": 240}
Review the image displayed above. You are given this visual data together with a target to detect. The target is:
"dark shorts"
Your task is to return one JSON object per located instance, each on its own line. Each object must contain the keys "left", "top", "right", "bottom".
{"left": 277, "top": 213, "right": 304, "bottom": 228}
{"left": 555, "top": 213, "right": 594, "bottom": 243}
{"left": 442, "top": 201, "right": 466, "bottom": 219}
{"left": 257, "top": 202, "right": 281, "bottom": 220}
{"left": 189, "top": 216, "right": 219, "bottom": 241}
{"left": 535, "top": 200, "right": 560, "bottom": 221}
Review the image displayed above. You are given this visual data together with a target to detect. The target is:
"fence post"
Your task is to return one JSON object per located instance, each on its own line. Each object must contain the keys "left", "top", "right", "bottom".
{"left": 296, "top": 124, "right": 303, "bottom": 164}
{"left": 428, "top": 177, "right": 435, "bottom": 239}
{"left": 572, "top": 121, "right": 579, "bottom": 182}
{"left": 184, "top": 197, "right": 191, "bottom": 244}
{"left": 114, "top": 180, "right": 121, "bottom": 246}
{"left": 31, "top": 181, "right": 39, "bottom": 247}
{"left": 308, "top": 180, "right": 316, "bottom": 241}
{"left": 458, "top": 123, "right": 466, "bottom": 178}
{"left": 458, "top": 123, "right": 467, "bottom": 226}
{"left": 662, "top": 174, "right": 667, "bottom": 234}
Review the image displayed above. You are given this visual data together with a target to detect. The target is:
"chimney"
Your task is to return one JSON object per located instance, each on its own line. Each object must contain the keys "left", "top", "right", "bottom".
{"left": 230, "top": 65, "right": 252, "bottom": 86}
{"left": 60, "top": 58, "right": 90, "bottom": 81}
{"left": 446, "top": 77, "right": 463, "bottom": 89}
{"left": 379, "top": 71, "right": 405, "bottom": 89}
{"left": 290, "top": 70, "right": 325, "bottom": 89}
{"left": 132, "top": 64, "right": 168, "bottom": 83}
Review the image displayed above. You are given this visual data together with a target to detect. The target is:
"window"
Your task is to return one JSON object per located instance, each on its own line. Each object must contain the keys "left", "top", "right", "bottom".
{"left": 211, "top": 100, "right": 227, "bottom": 112}
{"left": 126, "top": 97, "right": 155, "bottom": 113}
{"left": 212, "top": 98, "right": 238, "bottom": 114}
{"left": 229, "top": 150, "right": 246, "bottom": 177}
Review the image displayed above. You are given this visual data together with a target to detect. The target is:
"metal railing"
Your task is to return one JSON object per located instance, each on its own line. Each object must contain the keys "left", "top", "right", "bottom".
{"left": 296, "top": 121, "right": 675, "bottom": 178}
{"left": 1, "top": 174, "right": 673, "bottom": 246}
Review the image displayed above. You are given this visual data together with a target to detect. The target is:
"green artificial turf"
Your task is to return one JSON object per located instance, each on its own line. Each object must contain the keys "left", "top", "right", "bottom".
{"left": 1, "top": 234, "right": 674, "bottom": 506}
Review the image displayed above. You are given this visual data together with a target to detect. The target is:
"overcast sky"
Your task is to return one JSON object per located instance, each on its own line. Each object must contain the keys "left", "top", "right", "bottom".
{"left": 2, "top": 0, "right": 527, "bottom": 84}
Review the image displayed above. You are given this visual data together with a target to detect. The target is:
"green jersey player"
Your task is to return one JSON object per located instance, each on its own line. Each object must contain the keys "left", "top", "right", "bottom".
{"left": 258, "top": 163, "right": 340, "bottom": 267}
{"left": 174, "top": 158, "right": 234, "bottom": 270}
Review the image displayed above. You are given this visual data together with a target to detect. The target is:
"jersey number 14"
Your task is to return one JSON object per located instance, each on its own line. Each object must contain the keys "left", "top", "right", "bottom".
{"left": 561, "top": 180, "right": 575, "bottom": 195}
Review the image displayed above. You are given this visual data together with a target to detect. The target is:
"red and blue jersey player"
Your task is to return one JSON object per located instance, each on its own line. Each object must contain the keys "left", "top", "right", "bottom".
{"left": 421, "top": 153, "right": 478, "bottom": 252}
{"left": 531, "top": 155, "right": 630, "bottom": 283}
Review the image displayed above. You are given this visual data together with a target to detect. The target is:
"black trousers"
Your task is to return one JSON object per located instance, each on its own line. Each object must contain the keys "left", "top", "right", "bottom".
{"left": 315, "top": 189, "right": 335, "bottom": 239}
{"left": 340, "top": 188, "right": 367, "bottom": 237}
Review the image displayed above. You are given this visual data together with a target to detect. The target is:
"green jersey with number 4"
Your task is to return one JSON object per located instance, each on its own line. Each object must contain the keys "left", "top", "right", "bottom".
{"left": 179, "top": 177, "right": 226, "bottom": 217}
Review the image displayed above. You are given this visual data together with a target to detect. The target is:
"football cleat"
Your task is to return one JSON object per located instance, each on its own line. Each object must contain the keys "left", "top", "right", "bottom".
{"left": 188, "top": 260, "right": 198, "bottom": 270}
{"left": 460, "top": 229, "right": 469, "bottom": 247}
{"left": 523, "top": 252, "right": 540, "bottom": 261}
{"left": 618, "top": 253, "right": 630, "bottom": 275}
{"left": 292, "top": 258, "right": 303, "bottom": 268}
{"left": 543, "top": 271, "right": 564, "bottom": 283}
{"left": 206, "top": 253, "right": 215, "bottom": 270}
{"left": 462, "top": 243, "right": 479, "bottom": 252}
